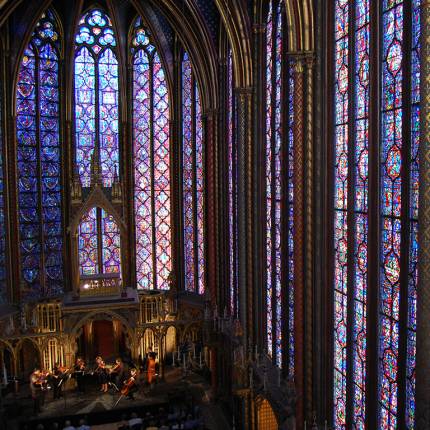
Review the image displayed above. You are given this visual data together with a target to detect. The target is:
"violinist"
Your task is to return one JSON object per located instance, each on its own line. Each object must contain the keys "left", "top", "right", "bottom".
{"left": 109, "top": 357, "right": 124, "bottom": 390}
{"left": 74, "top": 357, "right": 86, "bottom": 393}
{"left": 94, "top": 356, "right": 109, "bottom": 393}
{"left": 30, "top": 368, "right": 46, "bottom": 414}
{"left": 51, "top": 362, "right": 64, "bottom": 400}
{"left": 121, "top": 368, "right": 138, "bottom": 400}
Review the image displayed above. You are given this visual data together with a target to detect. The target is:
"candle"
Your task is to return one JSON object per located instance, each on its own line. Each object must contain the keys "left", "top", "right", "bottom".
{"left": 254, "top": 345, "right": 258, "bottom": 361}
{"left": 263, "top": 368, "right": 267, "bottom": 391}
{"left": 199, "top": 352, "right": 202, "bottom": 367}
{"left": 325, "top": 420, "right": 327, "bottom": 430}
{"left": 183, "top": 354, "right": 186, "bottom": 371}
{"left": 304, "top": 421, "right": 307, "bottom": 430}
{"left": 3, "top": 362, "right": 7, "bottom": 386}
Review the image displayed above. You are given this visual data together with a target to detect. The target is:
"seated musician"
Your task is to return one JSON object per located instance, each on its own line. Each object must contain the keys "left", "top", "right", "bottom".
{"left": 74, "top": 357, "right": 86, "bottom": 393}
{"left": 122, "top": 368, "right": 138, "bottom": 400}
{"left": 109, "top": 357, "right": 124, "bottom": 391}
{"left": 30, "top": 368, "right": 45, "bottom": 414}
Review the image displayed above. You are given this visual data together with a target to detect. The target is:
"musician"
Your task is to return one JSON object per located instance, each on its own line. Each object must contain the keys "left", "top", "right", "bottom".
{"left": 147, "top": 352, "right": 157, "bottom": 388}
{"left": 30, "top": 368, "right": 45, "bottom": 414}
{"left": 51, "top": 362, "right": 64, "bottom": 399}
{"left": 122, "top": 368, "right": 138, "bottom": 400}
{"left": 74, "top": 357, "right": 86, "bottom": 393}
{"left": 109, "top": 357, "right": 124, "bottom": 390}
{"left": 94, "top": 356, "right": 109, "bottom": 393}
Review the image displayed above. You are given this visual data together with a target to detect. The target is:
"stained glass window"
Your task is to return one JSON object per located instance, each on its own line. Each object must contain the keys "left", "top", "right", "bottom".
{"left": 78, "top": 207, "right": 121, "bottom": 276}
{"left": 182, "top": 52, "right": 205, "bottom": 294}
{"left": 265, "top": 0, "right": 294, "bottom": 372}
{"left": 74, "top": 9, "right": 119, "bottom": 187}
{"left": 331, "top": 1, "right": 420, "bottom": 428}
{"left": 0, "top": 46, "right": 6, "bottom": 303}
{"left": 16, "top": 9, "right": 63, "bottom": 299}
{"left": 132, "top": 18, "right": 171, "bottom": 290}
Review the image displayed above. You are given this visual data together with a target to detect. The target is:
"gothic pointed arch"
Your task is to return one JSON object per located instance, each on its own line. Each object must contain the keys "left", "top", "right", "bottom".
{"left": 15, "top": 7, "right": 64, "bottom": 300}
{"left": 131, "top": 16, "right": 172, "bottom": 291}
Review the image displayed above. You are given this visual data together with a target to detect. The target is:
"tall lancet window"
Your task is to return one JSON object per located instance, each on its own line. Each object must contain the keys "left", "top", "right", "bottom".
{"left": 0, "top": 46, "right": 6, "bottom": 303}
{"left": 16, "top": 9, "right": 63, "bottom": 299}
{"left": 182, "top": 52, "right": 205, "bottom": 294}
{"left": 74, "top": 9, "right": 119, "bottom": 187}
{"left": 265, "top": 0, "right": 295, "bottom": 372}
{"left": 331, "top": 1, "right": 420, "bottom": 428}
{"left": 227, "top": 48, "right": 238, "bottom": 317}
{"left": 78, "top": 207, "right": 121, "bottom": 276}
{"left": 131, "top": 18, "right": 171, "bottom": 290}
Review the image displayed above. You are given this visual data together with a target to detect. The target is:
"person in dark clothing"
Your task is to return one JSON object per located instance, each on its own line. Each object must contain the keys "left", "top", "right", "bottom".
{"left": 74, "top": 357, "right": 86, "bottom": 393}
{"left": 52, "top": 362, "right": 64, "bottom": 399}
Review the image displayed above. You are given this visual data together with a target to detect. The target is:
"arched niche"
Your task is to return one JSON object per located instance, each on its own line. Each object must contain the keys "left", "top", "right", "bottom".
{"left": 16, "top": 338, "right": 41, "bottom": 378}
{"left": 71, "top": 204, "right": 124, "bottom": 297}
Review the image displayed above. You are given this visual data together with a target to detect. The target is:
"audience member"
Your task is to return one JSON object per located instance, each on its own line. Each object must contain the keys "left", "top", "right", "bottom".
{"left": 77, "top": 418, "right": 91, "bottom": 430}
{"left": 129, "top": 412, "right": 143, "bottom": 429}
{"left": 63, "top": 420, "right": 76, "bottom": 430}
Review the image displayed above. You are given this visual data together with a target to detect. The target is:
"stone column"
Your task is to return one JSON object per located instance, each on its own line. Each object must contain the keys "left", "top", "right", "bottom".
{"left": 293, "top": 58, "right": 305, "bottom": 430}
{"left": 304, "top": 56, "right": 314, "bottom": 423}
{"left": 204, "top": 111, "right": 218, "bottom": 305}
{"left": 235, "top": 89, "right": 253, "bottom": 350}
{"left": 416, "top": 2, "right": 430, "bottom": 428}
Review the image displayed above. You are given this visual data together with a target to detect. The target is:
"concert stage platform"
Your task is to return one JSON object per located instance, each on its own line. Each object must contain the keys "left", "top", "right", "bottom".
{"left": 2, "top": 368, "right": 211, "bottom": 430}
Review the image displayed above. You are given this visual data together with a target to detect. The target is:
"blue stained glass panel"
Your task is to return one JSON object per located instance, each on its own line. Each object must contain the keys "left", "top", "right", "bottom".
{"left": 74, "top": 8, "right": 119, "bottom": 187}
{"left": 16, "top": 10, "right": 63, "bottom": 299}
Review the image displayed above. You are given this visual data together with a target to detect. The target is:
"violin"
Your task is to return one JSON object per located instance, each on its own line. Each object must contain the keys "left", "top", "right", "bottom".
{"left": 34, "top": 371, "right": 51, "bottom": 390}
{"left": 109, "top": 362, "right": 122, "bottom": 374}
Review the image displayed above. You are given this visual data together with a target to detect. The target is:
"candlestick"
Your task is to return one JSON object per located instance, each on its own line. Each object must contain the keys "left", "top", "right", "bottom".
{"left": 3, "top": 363, "right": 7, "bottom": 386}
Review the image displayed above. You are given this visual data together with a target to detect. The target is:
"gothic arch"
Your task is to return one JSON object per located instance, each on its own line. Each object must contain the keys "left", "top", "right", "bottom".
{"left": 69, "top": 188, "right": 126, "bottom": 235}
{"left": 15, "top": 337, "right": 42, "bottom": 367}
{"left": 11, "top": 1, "right": 63, "bottom": 113}
{"left": 131, "top": 0, "right": 218, "bottom": 112}
{"left": 0, "top": 339, "right": 16, "bottom": 360}
{"left": 70, "top": 309, "right": 134, "bottom": 341}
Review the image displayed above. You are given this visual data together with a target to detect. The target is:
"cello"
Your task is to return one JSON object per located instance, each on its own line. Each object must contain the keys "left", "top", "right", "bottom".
{"left": 113, "top": 369, "right": 138, "bottom": 408}
{"left": 120, "top": 376, "right": 135, "bottom": 396}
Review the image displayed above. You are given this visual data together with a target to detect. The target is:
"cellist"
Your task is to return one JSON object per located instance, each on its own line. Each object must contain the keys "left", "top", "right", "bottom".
{"left": 121, "top": 368, "right": 138, "bottom": 400}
